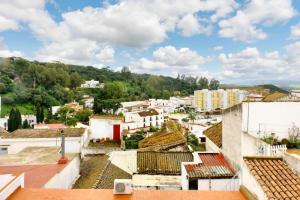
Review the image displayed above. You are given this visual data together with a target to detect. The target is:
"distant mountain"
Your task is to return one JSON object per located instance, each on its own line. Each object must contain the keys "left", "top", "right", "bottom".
{"left": 221, "top": 84, "right": 288, "bottom": 94}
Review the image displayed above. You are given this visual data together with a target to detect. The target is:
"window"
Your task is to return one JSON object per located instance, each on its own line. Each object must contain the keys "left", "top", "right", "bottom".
{"left": 200, "top": 137, "right": 206, "bottom": 143}
{"left": 0, "top": 147, "right": 8, "bottom": 155}
{"left": 189, "top": 179, "right": 198, "bottom": 190}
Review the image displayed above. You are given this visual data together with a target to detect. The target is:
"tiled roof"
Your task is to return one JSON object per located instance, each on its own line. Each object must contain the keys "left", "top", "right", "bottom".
{"left": 91, "top": 115, "right": 124, "bottom": 120}
{"left": 137, "top": 151, "right": 193, "bottom": 175}
{"left": 138, "top": 109, "right": 159, "bottom": 117}
{"left": 244, "top": 157, "right": 300, "bottom": 200}
{"left": 9, "top": 189, "right": 247, "bottom": 200}
{"left": 262, "top": 92, "right": 288, "bottom": 102}
{"left": 138, "top": 131, "right": 186, "bottom": 151}
{"left": 0, "top": 128, "right": 86, "bottom": 138}
{"left": 185, "top": 153, "right": 234, "bottom": 179}
{"left": 203, "top": 122, "right": 222, "bottom": 148}
{"left": 96, "top": 162, "right": 132, "bottom": 189}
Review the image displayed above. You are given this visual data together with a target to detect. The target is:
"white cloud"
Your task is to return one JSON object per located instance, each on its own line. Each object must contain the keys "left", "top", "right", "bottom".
{"left": 219, "top": 0, "right": 296, "bottom": 42}
{"left": 290, "top": 23, "right": 300, "bottom": 39}
{"left": 130, "top": 46, "right": 208, "bottom": 76}
{"left": 36, "top": 39, "right": 111, "bottom": 66}
{"left": 96, "top": 46, "right": 115, "bottom": 63}
{"left": 0, "top": 38, "right": 23, "bottom": 57}
{"left": 177, "top": 14, "right": 212, "bottom": 37}
{"left": 213, "top": 45, "right": 223, "bottom": 51}
{"left": 219, "top": 47, "right": 292, "bottom": 81}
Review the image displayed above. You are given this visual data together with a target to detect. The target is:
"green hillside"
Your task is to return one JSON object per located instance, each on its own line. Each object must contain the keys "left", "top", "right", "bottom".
{"left": 0, "top": 57, "right": 219, "bottom": 116}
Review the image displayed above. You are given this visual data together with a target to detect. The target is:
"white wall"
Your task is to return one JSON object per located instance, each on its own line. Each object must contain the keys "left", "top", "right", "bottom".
{"left": 109, "top": 150, "right": 137, "bottom": 174}
{"left": 241, "top": 161, "right": 267, "bottom": 200}
{"left": 222, "top": 105, "right": 243, "bottom": 169}
{"left": 242, "top": 102, "right": 300, "bottom": 139}
{"left": 44, "top": 156, "right": 80, "bottom": 189}
{"left": 89, "top": 118, "right": 122, "bottom": 140}
{"left": 0, "top": 173, "right": 24, "bottom": 200}
{"left": 0, "top": 137, "right": 84, "bottom": 154}
{"left": 181, "top": 162, "right": 189, "bottom": 190}
{"left": 198, "top": 179, "right": 239, "bottom": 191}
{"left": 205, "top": 137, "right": 220, "bottom": 153}
{"left": 284, "top": 153, "right": 300, "bottom": 174}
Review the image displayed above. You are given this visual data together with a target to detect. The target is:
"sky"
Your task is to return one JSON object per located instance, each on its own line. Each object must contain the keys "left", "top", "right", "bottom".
{"left": 1, "top": 0, "right": 300, "bottom": 85}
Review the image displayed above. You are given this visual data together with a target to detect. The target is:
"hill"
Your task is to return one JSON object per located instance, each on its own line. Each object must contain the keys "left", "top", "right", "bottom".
{"left": 0, "top": 57, "right": 218, "bottom": 116}
{"left": 221, "top": 84, "right": 288, "bottom": 95}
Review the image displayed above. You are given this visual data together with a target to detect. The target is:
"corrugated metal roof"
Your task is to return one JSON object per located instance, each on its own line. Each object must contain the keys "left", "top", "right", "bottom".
{"left": 185, "top": 153, "right": 234, "bottom": 179}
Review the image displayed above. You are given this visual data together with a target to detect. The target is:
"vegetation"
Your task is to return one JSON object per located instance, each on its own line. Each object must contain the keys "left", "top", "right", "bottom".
{"left": 0, "top": 57, "right": 219, "bottom": 116}
{"left": 124, "top": 131, "right": 145, "bottom": 149}
{"left": 185, "top": 132, "right": 205, "bottom": 151}
{"left": 7, "top": 108, "right": 22, "bottom": 132}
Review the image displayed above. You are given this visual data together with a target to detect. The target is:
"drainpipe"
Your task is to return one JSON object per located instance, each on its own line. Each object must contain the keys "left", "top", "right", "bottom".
{"left": 58, "top": 129, "right": 68, "bottom": 164}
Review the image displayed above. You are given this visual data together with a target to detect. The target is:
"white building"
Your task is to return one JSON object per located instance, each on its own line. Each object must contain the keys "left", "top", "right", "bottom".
{"left": 241, "top": 102, "right": 300, "bottom": 139}
{"left": 89, "top": 115, "right": 123, "bottom": 141}
{"left": 81, "top": 80, "right": 104, "bottom": 88}
{"left": 0, "top": 128, "right": 89, "bottom": 155}
{"left": 123, "top": 108, "right": 164, "bottom": 131}
{"left": 82, "top": 95, "right": 94, "bottom": 108}
{"left": 116, "top": 101, "right": 149, "bottom": 114}
{"left": 181, "top": 153, "right": 239, "bottom": 191}
{"left": 0, "top": 115, "right": 36, "bottom": 130}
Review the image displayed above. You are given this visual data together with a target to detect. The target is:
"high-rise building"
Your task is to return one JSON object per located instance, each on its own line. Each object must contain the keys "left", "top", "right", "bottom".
{"left": 194, "top": 89, "right": 247, "bottom": 111}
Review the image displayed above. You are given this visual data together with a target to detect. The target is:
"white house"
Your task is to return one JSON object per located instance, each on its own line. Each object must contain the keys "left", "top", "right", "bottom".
{"left": 89, "top": 115, "right": 123, "bottom": 141}
{"left": 116, "top": 101, "right": 149, "bottom": 114}
{"left": 0, "top": 115, "right": 36, "bottom": 130}
{"left": 123, "top": 108, "right": 164, "bottom": 131}
{"left": 81, "top": 80, "right": 104, "bottom": 88}
{"left": 241, "top": 102, "right": 300, "bottom": 139}
{"left": 0, "top": 128, "right": 89, "bottom": 155}
{"left": 181, "top": 153, "right": 239, "bottom": 191}
{"left": 82, "top": 95, "right": 94, "bottom": 108}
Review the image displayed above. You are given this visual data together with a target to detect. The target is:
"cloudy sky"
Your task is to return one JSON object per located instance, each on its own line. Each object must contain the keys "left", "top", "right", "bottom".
{"left": 0, "top": 0, "right": 300, "bottom": 84}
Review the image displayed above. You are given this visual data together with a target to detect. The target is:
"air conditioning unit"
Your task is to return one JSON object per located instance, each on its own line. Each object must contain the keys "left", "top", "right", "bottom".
{"left": 113, "top": 179, "right": 133, "bottom": 194}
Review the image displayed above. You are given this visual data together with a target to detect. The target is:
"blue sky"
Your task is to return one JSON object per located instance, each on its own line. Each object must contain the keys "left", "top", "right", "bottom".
{"left": 1, "top": 0, "right": 300, "bottom": 85}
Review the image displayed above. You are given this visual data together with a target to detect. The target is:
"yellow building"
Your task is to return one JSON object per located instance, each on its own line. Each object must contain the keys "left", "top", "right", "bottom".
{"left": 194, "top": 89, "right": 246, "bottom": 111}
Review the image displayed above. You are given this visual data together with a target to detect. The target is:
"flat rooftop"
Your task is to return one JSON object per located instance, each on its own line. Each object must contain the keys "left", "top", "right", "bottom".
{"left": 0, "top": 147, "right": 77, "bottom": 188}
{"left": 0, "top": 128, "right": 86, "bottom": 138}
{"left": 9, "top": 189, "right": 247, "bottom": 200}
{"left": 0, "top": 147, "right": 77, "bottom": 166}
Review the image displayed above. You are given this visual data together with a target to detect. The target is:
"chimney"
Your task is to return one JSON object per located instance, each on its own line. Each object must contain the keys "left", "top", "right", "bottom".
{"left": 58, "top": 129, "right": 68, "bottom": 164}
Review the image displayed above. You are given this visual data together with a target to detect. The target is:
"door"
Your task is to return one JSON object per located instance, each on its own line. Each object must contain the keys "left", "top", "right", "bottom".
{"left": 113, "top": 124, "right": 121, "bottom": 141}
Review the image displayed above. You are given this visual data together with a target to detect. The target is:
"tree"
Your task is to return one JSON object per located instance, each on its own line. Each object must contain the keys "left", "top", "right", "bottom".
{"left": 36, "top": 106, "right": 44, "bottom": 123}
{"left": 188, "top": 111, "right": 196, "bottom": 123}
{"left": 15, "top": 109, "right": 22, "bottom": 129}
{"left": 198, "top": 77, "right": 209, "bottom": 89}
{"left": 75, "top": 109, "right": 92, "bottom": 124}
{"left": 209, "top": 79, "right": 220, "bottom": 90}
{"left": 22, "top": 119, "right": 30, "bottom": 129}
{"left": 70, "top": 72, "right": 82, "bottom": 89}
{"left": 8, "top": 108, "right": 22, "bottom": 132}
{"left": 7, "top": 108, "right": 15, "bottom": 132}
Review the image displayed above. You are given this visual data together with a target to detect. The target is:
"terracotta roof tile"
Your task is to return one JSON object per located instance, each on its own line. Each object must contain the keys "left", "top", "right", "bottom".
{"left": 244, "top": 157, "right": 300, "bottom": 200}
{"left": 137, "top": 151, "right": 193, "bottom": 175}
{"left": 203, "top": 122, "right": 222, "bottom": 148}
{"left": 138, "top": 109, "right": 159, "bottom": 117}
